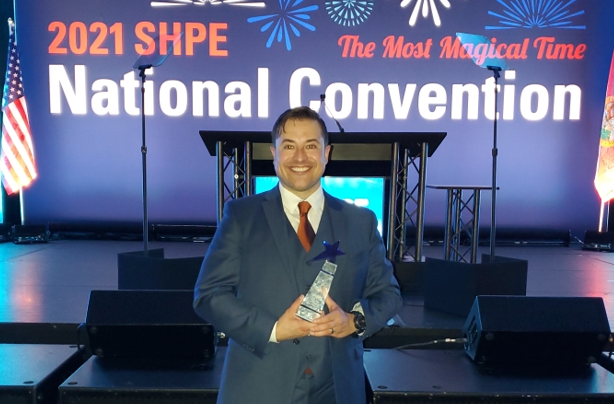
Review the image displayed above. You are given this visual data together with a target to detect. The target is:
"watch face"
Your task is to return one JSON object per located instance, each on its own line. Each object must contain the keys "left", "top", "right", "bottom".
{"left": 354, "top": 312, "right": 366, "bottom": 330}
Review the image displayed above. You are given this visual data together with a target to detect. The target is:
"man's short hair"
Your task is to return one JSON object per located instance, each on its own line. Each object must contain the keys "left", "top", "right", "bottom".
{"left": 271, "top": 106, "right": 329, "bottom": 145}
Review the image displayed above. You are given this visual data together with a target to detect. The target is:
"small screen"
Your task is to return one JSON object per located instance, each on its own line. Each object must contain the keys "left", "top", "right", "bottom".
{"left": 255, "top": 177, "right": 385, "bottom": 235}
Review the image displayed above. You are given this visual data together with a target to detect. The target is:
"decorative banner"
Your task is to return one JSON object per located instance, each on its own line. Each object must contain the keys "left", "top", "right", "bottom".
{"left": 594, "top": 49, "right": 614, "bottom": 202}
{"left": 12, "top": 0, "right": 614, "bottom": 235}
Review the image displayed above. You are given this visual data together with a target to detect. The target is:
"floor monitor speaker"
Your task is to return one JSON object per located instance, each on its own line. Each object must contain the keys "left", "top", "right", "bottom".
{"left": 85, "top": 290, "right": 216, "bottom": 360}
{"left": 462, "top": 295, "right": 611, "bottom": 366}
{"left": 583, "top": 231, "right": 614, "bottom": 252}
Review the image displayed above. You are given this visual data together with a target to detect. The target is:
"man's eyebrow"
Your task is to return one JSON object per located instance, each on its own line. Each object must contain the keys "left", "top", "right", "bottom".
{"left": 279, "top": 138, "right": 321, "bottom": 143}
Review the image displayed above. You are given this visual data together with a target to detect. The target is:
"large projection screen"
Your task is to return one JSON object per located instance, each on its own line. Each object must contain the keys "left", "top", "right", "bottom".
{"left": 13, "top": 0, "right": 614, "bottom": 237}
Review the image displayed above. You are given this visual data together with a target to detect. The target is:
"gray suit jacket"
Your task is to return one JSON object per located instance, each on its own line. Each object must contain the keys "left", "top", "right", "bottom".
{"left": 193, "top": 187, "right": 402, "bottom": 404}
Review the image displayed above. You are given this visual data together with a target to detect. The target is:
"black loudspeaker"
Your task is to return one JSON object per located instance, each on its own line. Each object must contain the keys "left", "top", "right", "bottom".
{"left": 12, "top": 224, "right": 49, "bottom": 244}
{"left": 583, "top": 231, "right": 614, "bottom": 252}
{"left": 424, "top": 255, "right": 528, "bottom": 316}
{"left": 462, "top": 296, "right": 611, "bottom": 367}
{"left": 85, "top": 290, "right": 216, "bottom": 360}
{"left": 117, "top": 248, "right": 203, "bottom": 290}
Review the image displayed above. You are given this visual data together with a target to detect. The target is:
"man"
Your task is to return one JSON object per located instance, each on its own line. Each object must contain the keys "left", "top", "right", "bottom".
{"left": 193, "top": 106, "right": 402, "bottom": 404}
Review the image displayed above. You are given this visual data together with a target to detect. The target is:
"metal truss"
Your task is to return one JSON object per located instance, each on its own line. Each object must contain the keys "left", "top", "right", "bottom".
{"left": 444, "top": 188, "right": 481, "bottom": 264}
{"left": 215, "top": 142, "right": 252, "bottom": 223}
{"left": 387, "top": 142, "right": 428, "bottom": 263}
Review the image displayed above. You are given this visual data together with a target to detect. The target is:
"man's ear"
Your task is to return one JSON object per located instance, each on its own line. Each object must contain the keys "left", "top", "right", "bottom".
{"left": 325, "top": 144, "right": 333, "bottom": 163}
{"left": 270, "top": 145, "right": 276, "bottom": 159}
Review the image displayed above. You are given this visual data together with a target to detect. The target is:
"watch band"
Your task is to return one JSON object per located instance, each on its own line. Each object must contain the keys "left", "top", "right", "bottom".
{"left": 350, "top": 311, "right": 366, "bottom": 336}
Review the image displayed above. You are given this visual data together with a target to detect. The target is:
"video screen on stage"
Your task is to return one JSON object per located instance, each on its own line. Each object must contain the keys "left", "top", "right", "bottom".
{"left": 255, "top": 177, "right": 385, "bottom": 236}
{"left": 9, "top": 0, "right": 614, "bottom": 236}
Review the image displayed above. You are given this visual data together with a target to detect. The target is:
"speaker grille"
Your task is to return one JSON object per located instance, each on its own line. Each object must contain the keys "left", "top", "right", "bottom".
{"left": 462, "top": 296, "right": 611, "bottom": 366}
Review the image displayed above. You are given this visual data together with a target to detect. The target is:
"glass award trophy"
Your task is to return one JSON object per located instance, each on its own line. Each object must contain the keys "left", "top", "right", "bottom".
{"left": 296, "top": 241, "right": 344, "bottom": 322}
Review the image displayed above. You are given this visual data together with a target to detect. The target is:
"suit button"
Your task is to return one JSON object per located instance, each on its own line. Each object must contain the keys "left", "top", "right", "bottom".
{"left": 306, "top": 354, "right": 311, "bottom": 360}
{"left": 293, "top": 338, "right": 300, "bottom": 345}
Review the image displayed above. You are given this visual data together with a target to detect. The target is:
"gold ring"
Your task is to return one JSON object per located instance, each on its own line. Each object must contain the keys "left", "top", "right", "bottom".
{"left": 330, "top": 328, "right": 335, "bottom": 334}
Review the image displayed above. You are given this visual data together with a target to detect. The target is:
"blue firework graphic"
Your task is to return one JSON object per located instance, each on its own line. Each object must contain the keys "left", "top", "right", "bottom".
{"left": 486, "top": 0, "right": 585, "bottom": 30}
{"left": 326, "top": 0, "right": 374, "bottom": 27}
{"left": 247, "top": 0, "right": 319, "bottom": 51}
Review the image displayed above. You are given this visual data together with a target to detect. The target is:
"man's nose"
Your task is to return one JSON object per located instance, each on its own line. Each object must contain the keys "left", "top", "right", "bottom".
{"left": 293, "top": 147, "right": 307, "bottom": 161}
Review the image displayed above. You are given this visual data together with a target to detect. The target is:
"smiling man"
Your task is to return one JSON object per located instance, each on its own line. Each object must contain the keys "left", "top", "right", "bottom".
{"left": 271, "top": 115, "right": 330, "bottom": 200}
{"left": 193, "top": 106, "right": 402, "bottom": 404}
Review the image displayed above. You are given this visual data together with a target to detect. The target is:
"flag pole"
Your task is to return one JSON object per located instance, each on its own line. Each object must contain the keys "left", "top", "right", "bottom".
{"left": 19, "top": 191, "right": 24, "bottom": 225}
{"left": 598, "top": 200, "right": 609, "bottom": 233}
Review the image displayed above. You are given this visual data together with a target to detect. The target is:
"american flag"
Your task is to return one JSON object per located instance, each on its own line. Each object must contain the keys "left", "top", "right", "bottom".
{"left": 0, "top": 19, "right": 36, "bottom": 195}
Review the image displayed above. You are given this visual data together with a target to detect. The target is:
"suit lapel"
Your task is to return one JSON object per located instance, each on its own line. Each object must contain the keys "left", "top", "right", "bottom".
{"left": 305, "top": 192, "right": 344, "bottom": 262}
{"left": 320, "top": 193, "right": 348, "bottom": 299}
{"left": 324, "top": 192, "right": 346, "bottom": 246}
{"left": 261, "top": 189, "right": 349, "bottom": 297}
{"left": 262, "top": 188, "right": 302, "bottom": 295}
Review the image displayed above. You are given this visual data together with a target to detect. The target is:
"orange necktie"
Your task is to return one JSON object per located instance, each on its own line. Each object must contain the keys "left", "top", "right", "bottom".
{"left": 297, "top": 201, "right": 315, "bottom": 252}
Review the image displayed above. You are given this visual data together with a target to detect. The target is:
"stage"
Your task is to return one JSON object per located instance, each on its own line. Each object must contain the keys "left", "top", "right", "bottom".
{"left": 1, "top": 238, "right": 614, "bottom": 403}
{"left": 1, "top": 238, "right": 613, "bottom": 342}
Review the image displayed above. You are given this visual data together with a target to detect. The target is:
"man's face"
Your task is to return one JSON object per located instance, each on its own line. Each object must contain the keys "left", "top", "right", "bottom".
{"left": 270, "top": 118, "right": 330, "bottom": 199}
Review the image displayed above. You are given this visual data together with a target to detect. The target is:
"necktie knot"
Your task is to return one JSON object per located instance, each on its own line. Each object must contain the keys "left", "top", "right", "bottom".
{"left": 298, "top": 201, "right": 311, "bottom": 216}
{"left": 297, "top": 201, "right": 315, "bottom": 252}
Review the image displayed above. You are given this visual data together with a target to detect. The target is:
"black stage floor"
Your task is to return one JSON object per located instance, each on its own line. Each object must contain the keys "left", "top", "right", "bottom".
{"left": 2, "top": 239, "right": 614, "bottom": 403}
{"left": 1, "top": 239, "right": 614, "bottom": 345}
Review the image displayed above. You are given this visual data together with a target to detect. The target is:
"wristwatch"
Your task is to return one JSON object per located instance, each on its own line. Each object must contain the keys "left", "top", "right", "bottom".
{"left": 350, "top": 311, "right": 366, "bottom": 337}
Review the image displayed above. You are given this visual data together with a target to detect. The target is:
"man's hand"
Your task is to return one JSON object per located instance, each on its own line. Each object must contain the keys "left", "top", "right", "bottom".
{"left": 275, "top": 295, "right": 313, "bottom": 342}
{"left": 310, "top": 294, "right": 357, "bottom": 338}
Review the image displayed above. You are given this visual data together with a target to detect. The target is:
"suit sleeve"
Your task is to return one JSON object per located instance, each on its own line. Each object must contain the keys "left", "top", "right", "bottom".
{"left": 355, "top": 209, "right": 403, "bottom": 339}
{"left": 193, "top": 201, "right": 278, "bottom": 358}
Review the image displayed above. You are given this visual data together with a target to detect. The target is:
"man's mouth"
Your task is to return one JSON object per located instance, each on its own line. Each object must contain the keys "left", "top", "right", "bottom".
{"left": 290, "top": 167, "right": 310, "bottom": 173}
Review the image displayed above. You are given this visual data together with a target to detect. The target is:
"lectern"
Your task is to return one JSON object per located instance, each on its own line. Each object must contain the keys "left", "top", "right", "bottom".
{"left": 199, "top": 131, "right": 446, "bottom": 262}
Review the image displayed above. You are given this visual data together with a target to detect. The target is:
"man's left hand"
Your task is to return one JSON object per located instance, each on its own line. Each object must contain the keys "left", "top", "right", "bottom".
{"left": 309, "top": 294, "right": 357, "bottom": 338}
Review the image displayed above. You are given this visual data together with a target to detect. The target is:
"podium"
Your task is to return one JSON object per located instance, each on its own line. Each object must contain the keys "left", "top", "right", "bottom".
{"left": 200, "top": 131, "right": 445, "bottom": 261}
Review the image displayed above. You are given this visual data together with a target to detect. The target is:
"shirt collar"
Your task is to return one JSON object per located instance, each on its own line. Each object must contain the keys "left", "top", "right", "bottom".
{"left": 279, "top": 183, "right": 325, "bottom": 214}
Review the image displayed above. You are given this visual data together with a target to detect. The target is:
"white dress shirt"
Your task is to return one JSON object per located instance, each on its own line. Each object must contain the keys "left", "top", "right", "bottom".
{"left": 279, "top": 183, "right": 325, "bottom": 233}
